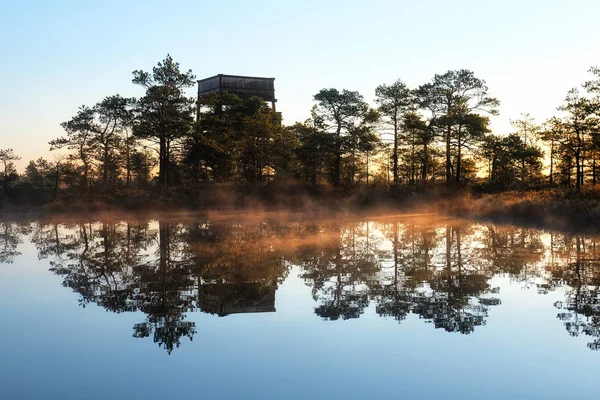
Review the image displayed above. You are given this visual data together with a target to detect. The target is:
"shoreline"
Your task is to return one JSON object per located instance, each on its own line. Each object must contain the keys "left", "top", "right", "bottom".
{"left": 1, "top": 186, "right": 600, "bottom": 234}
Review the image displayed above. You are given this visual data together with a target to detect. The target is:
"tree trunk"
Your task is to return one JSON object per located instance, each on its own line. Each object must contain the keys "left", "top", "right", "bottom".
{"left": 445, "top": 125, "right": 451, "bottom": 183}
{"left": 576, "top": 131, "right": 583, "bottom": 191}
{"left": 351, "top": 146, "right": 355, "bottom": 185}
{"left": 53, "top": 166, "right": 60, "bottom": 201}
{"left": 549, "top": 141, "right": 554, "bottom": 185}
{"left": 103, "top": 145, "right": 109, "bottom": 188}
{"left": 159, "top": 135, "right": 168, "bottom": 191}
{"left": 593, "top": 152, "right": 597, "bottom": 186}
{"left": 2, "top": 160, "right": 7, "bottom": 196}
{"left": 456, "top": 142, "right": 462, "bottom": 184}
{"left": 366, "top": 151, "right": 369, "bottom": 185}
{"left": 411, "top": 132, "right": 415, "bottom": 185}
{"left": 575, "top": 151, "right": 581, "bottom": 192}
{"left": 126, "top": 136, "right": 131, "bottom": 188}
{"left": 82, "top": 160, "right": 89, "bottom": 194}
{"left": 334, "top": 126, "right": 342, "bottom": 187}
{"left": 567, "top": 157, "right": 572, "bottom": 188}
{"left": 393, "top": 119, "right": 399, "bottom": 183}
{"left": 422, "top": 143, "right": 429, "bottom": 186}
{"left": 580, "top": 153, "right": 585, "bottom": 188}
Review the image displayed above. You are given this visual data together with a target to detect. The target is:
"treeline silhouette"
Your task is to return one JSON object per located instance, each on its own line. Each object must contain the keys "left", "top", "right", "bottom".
{"left": 1, "top": 56, "right": 599, "bottom": 208}
{"left": 3, "top": 217, "right": 599, "bottom": 353}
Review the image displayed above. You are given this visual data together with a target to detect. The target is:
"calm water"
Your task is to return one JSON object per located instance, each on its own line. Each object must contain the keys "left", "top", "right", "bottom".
{"left": 0, "top": 214, "right": 599, "bottom": 399}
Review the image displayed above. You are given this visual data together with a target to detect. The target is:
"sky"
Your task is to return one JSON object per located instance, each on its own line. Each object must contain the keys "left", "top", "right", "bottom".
{"left": 1, "top": 0, "right": 599, "bottom": 169}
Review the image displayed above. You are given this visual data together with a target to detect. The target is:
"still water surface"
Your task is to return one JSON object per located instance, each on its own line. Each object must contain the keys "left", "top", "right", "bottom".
{"left": 0, "top": 214, "right": 599, "bottom": 399}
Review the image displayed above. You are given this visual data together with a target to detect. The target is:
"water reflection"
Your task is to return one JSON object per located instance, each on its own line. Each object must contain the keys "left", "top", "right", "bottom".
{"left": 373, "top": 224, "right": 502, "bottom": 334}
{"left": 548, "top": 236, "right": 600, "bottom": 350}
{"left": 0, "top": 222, "right": 31, "bottom": 263}
{"left": 3, "top": 217, "right": 600, "bottom": 353}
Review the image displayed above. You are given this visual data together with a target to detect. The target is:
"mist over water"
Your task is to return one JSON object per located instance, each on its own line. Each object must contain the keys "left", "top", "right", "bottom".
{"left": 1, "top": 213, "right": 599, "bottom": 399}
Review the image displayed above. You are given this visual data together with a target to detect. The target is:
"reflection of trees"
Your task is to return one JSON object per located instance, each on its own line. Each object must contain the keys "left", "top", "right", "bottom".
{"left": 36, "top": 220, "right": 198, "bottom": 353}
{"left": 35, "top": 219, "right": 291, "bottom": 353}
{"left": 31, "top": 222, "right": 82, "bottom": 263}
{"left": 132, "top": 222, "right": 197, "bottom": 354}
{"left": 412, "top": 226, "right": 500, "bottom": 334}
{"left": 0, "top": 221, "right": 31, "bottom": 264}
{"left": 479, "top": 225, "right": 544, "bottom": 287}
{"left": 44, "top": 222, "right": 153, "bottom": 312}
{"left": 374, "top": 221, "right": 439, "bottom": 322}
{"left": 26, "top": 216, "right": 600, "bottom": 352}
{"left": 372, "top": 222, "right": 500, "bottom": 334}
{"left": 550, "top": 236, "right": 600, "bottom": 350}
{"left": 299, "top": 222, "right": 380, "bottom": 320}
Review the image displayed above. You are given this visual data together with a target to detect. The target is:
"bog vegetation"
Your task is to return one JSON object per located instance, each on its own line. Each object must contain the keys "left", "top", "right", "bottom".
{"left": 1, "top": 56, "right": 600, "bottom": 210}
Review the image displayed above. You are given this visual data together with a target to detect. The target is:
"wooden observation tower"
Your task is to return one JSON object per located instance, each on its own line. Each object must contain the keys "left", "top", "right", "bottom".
{"left": 197, "top": 74, "right": 277, "bottom": 111}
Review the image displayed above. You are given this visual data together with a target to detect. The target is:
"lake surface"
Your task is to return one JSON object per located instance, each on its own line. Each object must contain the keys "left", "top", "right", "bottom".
{"left": 0, "top": 214, "right": 599, "bottom": 399}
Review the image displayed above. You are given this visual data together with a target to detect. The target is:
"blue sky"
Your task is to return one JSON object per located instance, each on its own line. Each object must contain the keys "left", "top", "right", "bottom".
{"left": 1, "top": 0, "right": 599, "bottom": 168}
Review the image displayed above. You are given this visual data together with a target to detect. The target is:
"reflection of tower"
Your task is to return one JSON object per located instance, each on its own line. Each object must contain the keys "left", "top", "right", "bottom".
{"left": 197, "top": 278, "right": 277, "bottom": 317}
